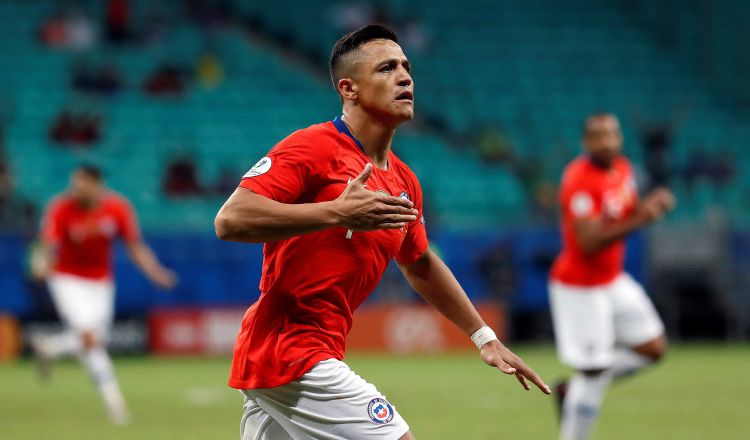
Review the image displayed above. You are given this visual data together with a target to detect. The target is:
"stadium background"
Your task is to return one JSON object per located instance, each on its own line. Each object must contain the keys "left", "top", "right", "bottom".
{"left": 0, "top": 0, "right": 747, "bottom": 438}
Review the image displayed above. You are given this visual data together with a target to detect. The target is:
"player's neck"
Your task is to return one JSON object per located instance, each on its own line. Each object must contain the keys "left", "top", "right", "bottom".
{"left": 588, "top": 155, "right": 613, "bottom": 171}
{"left": 74, "top": 191, "right": 104, "bottom": 209}
{"left": 341, "top": 112, "right": 395, "bottom": 170}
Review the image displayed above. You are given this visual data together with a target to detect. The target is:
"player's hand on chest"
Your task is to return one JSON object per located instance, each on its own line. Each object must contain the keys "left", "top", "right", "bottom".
{"left": 313, "top": 161, "right": 416, "bottom": 248}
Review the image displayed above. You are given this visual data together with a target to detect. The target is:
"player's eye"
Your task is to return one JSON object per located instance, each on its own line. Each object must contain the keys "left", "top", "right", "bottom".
{"left": 380, "top": 64, "right": 393, "bottom": 72}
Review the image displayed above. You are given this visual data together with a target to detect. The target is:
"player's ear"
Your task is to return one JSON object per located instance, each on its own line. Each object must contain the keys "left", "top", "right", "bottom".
{"left": 338, "top": 78, "right": 357, "bottom": 102}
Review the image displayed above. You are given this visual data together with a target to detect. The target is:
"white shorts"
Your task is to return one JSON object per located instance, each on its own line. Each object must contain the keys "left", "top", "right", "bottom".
{"left": 549, "top": 273, "right": 664, "bottom": 370}
{"left": 48, "top": 273, "right": 115, "bottom": 341}
{"left": 240, "top": 359, "right": 409, "bottom": 440}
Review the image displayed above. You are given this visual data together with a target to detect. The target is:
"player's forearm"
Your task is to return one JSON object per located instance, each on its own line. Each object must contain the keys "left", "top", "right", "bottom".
{"left": 399, "top": 250, "right": 486, "bottom": 336}
{"left": 577, "top": 212, "right": 647, "bottom": 254}
{"left": 127, "top": 242, "right": 164, "bottom": 278}
{"left": 215, "top": 189, "right": 340, "bottom": 243}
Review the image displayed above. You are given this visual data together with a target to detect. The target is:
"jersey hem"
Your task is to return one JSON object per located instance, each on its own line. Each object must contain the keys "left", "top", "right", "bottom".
{"left": 549, "top": 271, "right": 622, "bottom": 288}
{"left": 228, "top": 351, "right": 341, "bottom": 390}
{"left": 52, "top": 269, "right": 113, "bottom": 282}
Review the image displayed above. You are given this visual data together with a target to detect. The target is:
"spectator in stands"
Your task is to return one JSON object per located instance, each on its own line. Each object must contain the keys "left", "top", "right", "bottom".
{"left": 641, "top": 123, "right": 672, "bottom": 189}
{"left": 49, "top": 109, "right": 102, "bottom": 146}
{"left": 477, "top": 126, "right": 514, "bottom": 164}
{"left": 683, "top": 146, "right": 735, "bottom": 189}
{"left": 39, "top": 7, "right": 97, "bottom": 51}
{"left": 185, "top": 0, "right": 235, "bottom": 29}
{"left": 0, "top": 163, "right": 37, "bottom": 236}
{"left": 71, "top": 58, "right": 123, "bottom": 97}
{"left": 712, "top": 147, "right": 735, "bottom": 186}
{"left": 143, "top": 63, "right": 190, "bottom": 97}
{"left": 213, "top": 166, "right": 239, "bottom": 196}
{"left": 397, "top": 18, "right": 431, "bottom": 54}
{"left": 163, "top": 156, "right": 202, "bottom": 197}
{"left": 105, "top": 0, "right": 133, "bottom": 44}
{"left": 196, "top": 50, "right": 223, "bottom": 90}
{"left": 330, "top": 1, "right": 374, "bottom": 34}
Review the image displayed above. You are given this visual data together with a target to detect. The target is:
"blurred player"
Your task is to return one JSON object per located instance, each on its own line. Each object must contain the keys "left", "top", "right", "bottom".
{"left": 549, "top": 114, "right": 675, "bottom": 440}
{"left": 30, "top": 164, "right": 176, "bottom": 424}
{"left": 215, "top": 24, "right": 550, "bottom": 439}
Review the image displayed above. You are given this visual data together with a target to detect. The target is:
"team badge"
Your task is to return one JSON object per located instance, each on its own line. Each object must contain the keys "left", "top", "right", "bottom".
{"left": 244, "top": 157, "right": 272, "bottom": 178}
{"left": 399, "top": 191, "right": 410, "bottom": 201}
{"left": 367, "top": 398, "right": 394, "bottom": 424}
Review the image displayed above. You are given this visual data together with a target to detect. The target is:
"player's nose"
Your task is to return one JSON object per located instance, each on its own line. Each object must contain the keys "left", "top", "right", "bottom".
{"left": 397, "top": 68, "right": 412, "bottom": 87}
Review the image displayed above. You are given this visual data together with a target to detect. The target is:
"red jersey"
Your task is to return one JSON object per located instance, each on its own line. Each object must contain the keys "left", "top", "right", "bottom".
{"left": 550, "top": 156, "right": 638, "bottom": 286}
{"left": 229, "top": 117, "right": 429, "bottom": 389}
{"left": 41, "top": 192, "right": 141, "bottom": 280}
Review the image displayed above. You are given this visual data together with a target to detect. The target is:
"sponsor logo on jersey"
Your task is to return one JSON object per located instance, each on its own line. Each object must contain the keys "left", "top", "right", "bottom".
{"left": 244, "top": 157, "right": 272, "bottom": 178}
{"left": 570, "top": 191, "right": 594, "bottom": 218}
{"left": 98, "top": 217, "right": 117, "bottom": 237}
{"left": 367, "top": 398, "right": 394, "bottom": 424}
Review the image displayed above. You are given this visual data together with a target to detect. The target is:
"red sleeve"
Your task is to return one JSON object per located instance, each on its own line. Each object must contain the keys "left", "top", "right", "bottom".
{"left": 41, "top": 198, "right": 64, "bottom": 245}
{"left": 396, "top": 173, "right": 429, "bottom": 265}
{"left": 115, "top": 198, "right": 141, "bottom": 242}
{"left": 560, "top": 167, "right": 602, "bottom": 221}
{"left": 239, "top": 130, "right": 332, "bottom": 204}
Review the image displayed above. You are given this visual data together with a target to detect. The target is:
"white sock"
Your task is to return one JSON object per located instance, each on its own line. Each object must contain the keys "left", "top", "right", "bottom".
{"left": 79, "top": 348, "right": 129, "bottom": 420}
{"left": 609, "top": 349, "right": 652, "bottom": 380}
{"left": 560, "top": 373, "right": 612, "bottom": 440}
{"left": 40, "top": 331, "right": 82, "bottom": 358}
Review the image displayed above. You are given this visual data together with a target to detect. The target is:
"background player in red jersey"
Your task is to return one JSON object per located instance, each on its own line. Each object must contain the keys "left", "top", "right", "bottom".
{"left": 30, "top": 164, "right": 176, "bottom": 424}
{"left": 215, "top": 24, "right": 550, "bottom": 439}
{"left": 549, "top": 114, "right": 676, "bottom": 440}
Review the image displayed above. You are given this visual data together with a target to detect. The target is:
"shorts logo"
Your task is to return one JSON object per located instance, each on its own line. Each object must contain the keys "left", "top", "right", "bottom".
{"left": 367, "top": 398, "right": 394, "bottom": 424}
{"left": 244, "top": 157, "right": 272, "bottom": 177}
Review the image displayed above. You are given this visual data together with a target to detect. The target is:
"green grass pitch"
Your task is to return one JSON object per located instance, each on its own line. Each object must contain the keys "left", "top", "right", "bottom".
{"left": 0, "top": 344, "right": 747, "bottom": 439}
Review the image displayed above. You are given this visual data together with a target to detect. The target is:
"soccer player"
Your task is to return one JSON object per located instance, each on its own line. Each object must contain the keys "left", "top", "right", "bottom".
{"left": 214, "top": 24, "right": 551, "bottom": 439}
{"left": 549, "top": 113, "right": 676, "bottom": 440}
{"left": 30, "top": 164, "right": 177, "bottom": 424}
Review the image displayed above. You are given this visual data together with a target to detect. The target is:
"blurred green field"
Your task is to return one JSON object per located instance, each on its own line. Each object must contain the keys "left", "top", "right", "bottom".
{"left": 0, "top": 344, "right": 747, "bottom": 439}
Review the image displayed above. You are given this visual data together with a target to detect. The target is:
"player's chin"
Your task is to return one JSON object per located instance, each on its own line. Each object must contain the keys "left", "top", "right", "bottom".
{"left": 390, "top": 105, "right": 414, "bottom": 121}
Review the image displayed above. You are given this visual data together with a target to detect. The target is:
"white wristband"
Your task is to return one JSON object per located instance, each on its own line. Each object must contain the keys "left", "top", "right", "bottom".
{"left": 470, "top": 326, "right": 498, "bottom": 349}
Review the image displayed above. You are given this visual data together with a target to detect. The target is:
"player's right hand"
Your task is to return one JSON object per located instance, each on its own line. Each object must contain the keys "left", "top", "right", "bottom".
{"left": 641, "top": 187, "right": 676, "bottom": 222}
{"left": 641, "top": 188, "right": 675, "bottom": 223}
{"left": 333, "top": 163, "right": 418, "bottom": 231}
{"left": 152, "top": 268, "right": 178, "bottom": 290}
{"left": 480, "top": 339, "right": 551, "bottom": 395}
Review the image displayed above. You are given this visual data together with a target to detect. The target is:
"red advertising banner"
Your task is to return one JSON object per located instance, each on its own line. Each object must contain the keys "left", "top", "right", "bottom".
{"left": 347, "top": 303, "right": 506, "bottom": 353}
{"left": 149, "top": 308, "right": 245, "bottom": 355}
{"left": 149, "top": 303, "right": 505, "bottom": 356}
{"left": 0, "top": 314, "right": 20, "bottom": 361}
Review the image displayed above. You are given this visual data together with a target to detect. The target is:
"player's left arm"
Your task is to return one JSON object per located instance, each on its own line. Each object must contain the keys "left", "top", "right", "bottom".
{"left": 124, "top": 241, "right": 177, "bottom": 290}
{"left": 398, "top": 249, "right": 551, "bottom": 395}
{"left": 117, "top": 198, "right": 177, "bottom": 289}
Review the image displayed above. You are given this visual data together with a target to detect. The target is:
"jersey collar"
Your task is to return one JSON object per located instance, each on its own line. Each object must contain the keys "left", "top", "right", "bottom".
{"left": 332, "top": 116, "right": 366, "bottom": 155}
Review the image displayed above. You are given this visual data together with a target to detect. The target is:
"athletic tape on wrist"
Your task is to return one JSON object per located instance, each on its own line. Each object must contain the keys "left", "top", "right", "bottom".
{"left": 470, "top": 326, "right": 498, "bottom": 349}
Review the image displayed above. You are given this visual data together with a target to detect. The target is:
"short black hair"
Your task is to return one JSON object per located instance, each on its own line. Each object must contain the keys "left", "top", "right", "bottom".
{"left": 329, "top": 24, "right": 399, "bottom": 90}
{"left": 76, "top": 163, "right": 103, "bottom": 181}
{"left": 583, "top": 112, "right": 618, "bottom": 136}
